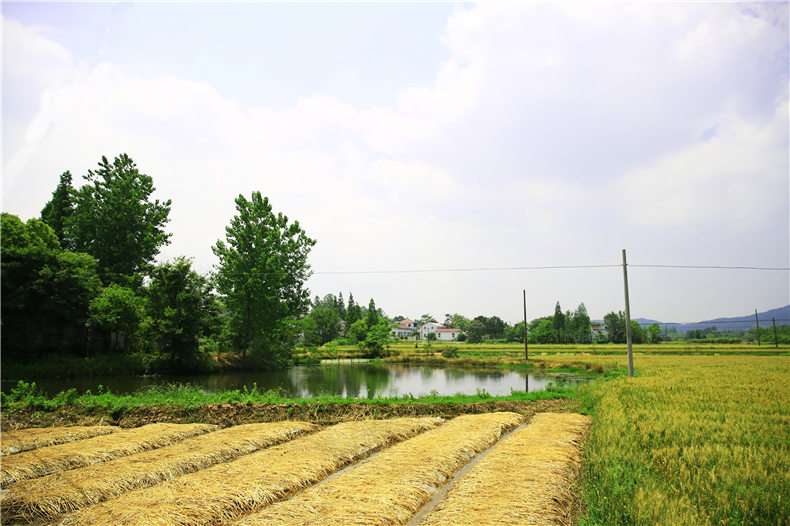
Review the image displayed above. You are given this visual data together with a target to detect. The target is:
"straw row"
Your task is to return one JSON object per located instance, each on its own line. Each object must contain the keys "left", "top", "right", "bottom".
{"left": 3, "top": 421, "right": 319, "bottom": 523}
{"left": 1, "top": 426, "right": 121, "bottom": 456}
{"left": 419, "top": 412, "right": 591, "bottom": 526}
{"left": 59, "top": 417, "right": 442, "bottom": 526}
{"left": 1, "top": 423, "right": 216, "bottom": 484}
{"left": 233, "top": 412, "right": 525, "bottom": 526}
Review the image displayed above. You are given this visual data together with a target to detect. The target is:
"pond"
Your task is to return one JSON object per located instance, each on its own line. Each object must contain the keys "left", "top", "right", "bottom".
{"left": 3, "top": 361, "right": 592, "bottom": 398}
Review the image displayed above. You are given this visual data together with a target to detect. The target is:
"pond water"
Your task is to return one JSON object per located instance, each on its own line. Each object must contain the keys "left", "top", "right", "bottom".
{"left": 3, "top": 361, "right": 591, "bottom": 398}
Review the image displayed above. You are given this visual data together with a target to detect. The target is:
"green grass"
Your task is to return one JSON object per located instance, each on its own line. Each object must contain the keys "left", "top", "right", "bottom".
{"left": 0, "top": 379, "right": 579, "bottom": 414}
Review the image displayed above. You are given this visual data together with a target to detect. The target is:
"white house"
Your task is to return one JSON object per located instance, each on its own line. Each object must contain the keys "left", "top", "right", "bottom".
{"left": 420, "top": 322, "right": 444, "bottom": 339}
{"left": 391, "top": 323, "right": 414, "bottom": 339}
{"left": 435, "top": 328, "right": 462, "bottom": 341}
{"left": 399, "top": 318, "right": 418, "bottom": 331}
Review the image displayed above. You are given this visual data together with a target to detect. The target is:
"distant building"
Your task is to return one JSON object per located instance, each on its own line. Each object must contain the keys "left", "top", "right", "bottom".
{"left": 591, "top": 322, "right": 606, "bottom": 340}
{"left": 391, "top": 323, "right": 414, "bottom": 339}
{"left": 420, "top": 322, "right": 443, "bottom": 339}
{"left": 435, "top": 328, "right": 462, "bottom": 341}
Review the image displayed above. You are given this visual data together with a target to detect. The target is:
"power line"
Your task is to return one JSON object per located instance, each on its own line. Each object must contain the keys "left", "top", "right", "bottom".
{"left": 630, "top": 264, "right": 790, "bottom": 271}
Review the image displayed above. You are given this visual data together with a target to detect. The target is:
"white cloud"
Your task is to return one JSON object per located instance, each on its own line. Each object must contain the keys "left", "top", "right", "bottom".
{"left": 2, "top": 3, "right": 787, "bottom": 321}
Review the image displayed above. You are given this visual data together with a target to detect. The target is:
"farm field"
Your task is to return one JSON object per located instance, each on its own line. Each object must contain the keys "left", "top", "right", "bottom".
{"left": 0, "top": 412, "right": 587, "bottom": 525}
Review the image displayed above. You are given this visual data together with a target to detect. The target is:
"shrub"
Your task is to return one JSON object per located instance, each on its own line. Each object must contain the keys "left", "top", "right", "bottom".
{"left": 441, "top": 346, "right": 459, "bottom": 358}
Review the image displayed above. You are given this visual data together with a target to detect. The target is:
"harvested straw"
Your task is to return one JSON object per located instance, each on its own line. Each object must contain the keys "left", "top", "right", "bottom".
{"left": 3, "top": 421, "right": 318, "bottom": 523}
{"left": 1, "top": 423, "right": 215, "bottom": 485}
{"left": 418, "top": 412, "right": 591, "bottom": 526}
{"left": 1, "top": 426, "right": 121, "bottom": 456}
{"left": 59, "top": 417, "right": 441, "bottom": 526}
{"left": 233, "top": 412, "right": 524, "bottom": 526}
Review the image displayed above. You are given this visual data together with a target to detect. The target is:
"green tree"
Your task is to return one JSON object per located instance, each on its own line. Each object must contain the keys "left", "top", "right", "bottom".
{"left": 362, "top": 319, "right": 394, "bottom": 356}
{"left": 365, "top": 298, "right": 380, "bottom": 328}
{"left": 212, "top": 191, "right": 315, "bottom": 364}
{"left": 604, "top": 311, "right": 626, "bottom": 343}
{"left": 88, "top": 284, "right": 144, "bottom": 353}
{"left": 1, "top": 214, "right": 102, "bottom": 359}
{"left": 40, "top": 170, "right": 75, "bottom": 248}
{"left": 347, "top": 319, "right": 368, "bottom": 343}
{"left": 573, "top": 303, "right": 592, "bottom": 343}
{"left": 484, "top": 316, "right": 506, "bottom": 339}
{"left": 630, "top": 321, "right": 646, "bottom": 344}
{"left": 465, "top": 319, "right": 486, "bottom": 343}
{"left": 346, "top": 293, "right": 362, "bottom": 327}
{"left": 553, "top": 302, "right": 566, "bottom": 343}
{"left": 143, "top": 257, "right": 215, "bottom": 368}
{"left": 647, "top": 323, "right": 662, "bottom": 344}
{"left": 310, "top": 294, "right": 343, "bottom": 344}
{"left": 70, "top": 154, "right": 172, "bottom": 287}
{"left": 449, "top": 313, "right": 470, "bottom": 330}
{"left": 528, "top": 317, "right": 558, "bottom": 344}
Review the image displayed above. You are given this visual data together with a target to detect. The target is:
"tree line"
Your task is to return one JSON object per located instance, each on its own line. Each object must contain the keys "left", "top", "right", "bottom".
{"left": 2, "top": 154, "right": 315, "bottom": 373}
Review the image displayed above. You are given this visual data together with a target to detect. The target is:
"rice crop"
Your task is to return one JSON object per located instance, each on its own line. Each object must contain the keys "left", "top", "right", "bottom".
{"left": 233, "top": 412, "right": 524, "bottom": 526}
{"left": 418, "top": 412, "right": 591, "bottom": 526}
{"left": 2, "top": 421, "right": 318, "bottom": 523}
{"left": 1, "top": 425, "right": 121, "bottom": 456}
{"left": 1, "top": 423, "right": 215, "bottom": 484}
{"left": 59, "top": 417, "right": 441, "bottom": 526}
{"left": 566, "top": 354, "right": 790, "bottom": 525}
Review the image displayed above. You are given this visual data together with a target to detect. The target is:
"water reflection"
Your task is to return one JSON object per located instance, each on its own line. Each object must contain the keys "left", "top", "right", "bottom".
{"left": 5, "top": 362, "right": 590, "bottom": 398}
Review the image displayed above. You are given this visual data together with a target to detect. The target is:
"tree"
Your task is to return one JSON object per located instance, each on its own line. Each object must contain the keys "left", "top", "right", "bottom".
{"left": 553, "top": 302, "right": 566, "bottom": 343}
{"left": 484, "top": 316, "right": 506, "bottom": 339}
{"left": 365, "top": 298, "right": 380, "bottom": 328}
{"left": 604, "top": 311, "right": 626, "bottom": 344}
{"left": 1, "top": 214, "right": 102, "bottom": 359}
{"left": 363, "top": 319, "right": 394, "bottom": 356}
{"left": 528, "top": 317, "right": 558, "bottom": 344}
{"left": 449, "top": 313, "right": 470, "bottom": 330}
{"left": 647, "top": 323, "right": 662, "bottom": 344}
{"left": 213, "top": 192, "right": 315, "bottom": 365}
{"left": 573, "top": 303, "right": 592, "bottom": 343}
{"left": 143, "top": 257, "right": 215, "bottom": 368}
{"left": 346, "top": 293, "right": 362, "bottom": 327}
{"left": 466, "top": 319, "right": 486, "bottom": 343}
{"left": 426, "top": 332, "right": 437, "bottom": 341}
{"left": 347, "top": 319, "right": 368, "bottom": 343}
{"left": 70, "top": 154, "right": 172, "bottom": 287}
{"left": 88, "top": 284, "right": 144, "bottom": 353}
{"left": 40, "top": 171, "right": 75, "bottom": 248}
{"left": 309, "top": 294, "right": 343, "bottom": 344}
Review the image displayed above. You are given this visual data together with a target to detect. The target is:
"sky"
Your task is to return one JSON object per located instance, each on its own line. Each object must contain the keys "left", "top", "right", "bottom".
{"left": 2, "top": 1, "right": 789, "bottom": 324}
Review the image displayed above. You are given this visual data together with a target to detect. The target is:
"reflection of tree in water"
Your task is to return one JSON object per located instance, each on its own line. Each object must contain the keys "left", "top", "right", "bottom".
{"left": 284, "top": 363, "right": 393, "bottom": 398}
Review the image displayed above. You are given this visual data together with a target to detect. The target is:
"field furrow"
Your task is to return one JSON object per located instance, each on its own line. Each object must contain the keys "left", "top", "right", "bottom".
{"left": 0, "top": 423, "right": 216, "bottom": 484}
{"left": 58, "top": 417, "right": 441, "bottom": 526}
{"left": 2, "top": 421, "right": 318, "bottom": 522}
{"left": 418, "top": 412, "right": 590, "bottom": 526}
{"left": 1, "top": 426, "right": 121, "bottom": 456}
{"left": 232, "top": 412, "right": 524, "bottom": 526}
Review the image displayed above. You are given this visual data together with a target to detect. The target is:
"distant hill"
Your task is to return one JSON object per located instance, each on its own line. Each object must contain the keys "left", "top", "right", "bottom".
{"left": 611, "top": 305, "right": 790, "bottom": 333}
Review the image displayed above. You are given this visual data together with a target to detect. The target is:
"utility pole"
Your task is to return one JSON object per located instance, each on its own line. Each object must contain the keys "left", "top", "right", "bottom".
{"left": 622, "top": 249, "right": 634, "bottom": 377}
{"left": 772, "top": 317, "right": 778, "bottom": 349}
{"left": 523, "top": 290, "right": 528, "bottom": 361}
{"left": 755, "top": 309, "right": 761, "bottom": 346}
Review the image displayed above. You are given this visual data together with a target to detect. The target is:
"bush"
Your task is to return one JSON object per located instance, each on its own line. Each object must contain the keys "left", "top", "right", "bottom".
{"left": 441, "top": 346, "right": 459, "bottom": 358}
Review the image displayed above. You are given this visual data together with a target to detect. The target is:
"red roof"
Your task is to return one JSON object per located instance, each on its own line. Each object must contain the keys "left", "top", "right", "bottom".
{"left": 436, "top": 328, "right": 461, "bottom": 332}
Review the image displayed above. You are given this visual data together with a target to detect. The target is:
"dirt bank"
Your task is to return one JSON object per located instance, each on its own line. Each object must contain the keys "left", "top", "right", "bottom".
{"left": 2, "top": 398, "right": 579, "bottom": 429}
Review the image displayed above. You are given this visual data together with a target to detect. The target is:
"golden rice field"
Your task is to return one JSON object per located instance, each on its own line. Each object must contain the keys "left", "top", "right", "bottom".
{"left": 0, "top": 412, "right": 588, "bottom": 526}
{"left": 546, "top": 353, "right": 790, "bottom": 525}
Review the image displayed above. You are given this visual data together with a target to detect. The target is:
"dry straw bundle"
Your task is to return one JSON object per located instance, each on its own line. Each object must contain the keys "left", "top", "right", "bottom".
{"left": 2, "top": 421, "right": 318, "bottom": 523}
{"left": 1, "top": 426, "right": 121, "bottom": 456}
{"left": 233, "top": 412, "right": 525, "bottom": 526}
{"left": 59, "top": 417, "right": 441, "bottom": 526}
{"left": 418, "top": 412, "right": 591, "bottom": 526}
{"left": 1, "top": 423, "right": 215, "bottom": 484}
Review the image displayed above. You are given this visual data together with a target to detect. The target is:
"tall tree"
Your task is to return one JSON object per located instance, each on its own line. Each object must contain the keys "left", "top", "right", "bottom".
{"left": 346, "top": 293, "right": 362, "bottom": 326}
{"left": 553, "top": 302, "right": 566, "bottom": 343}
{"left": 212, "top": 191, "right": 315, "bottom": 364}
{"left": 574, "top": 302, "right": 592, "bottom": 343}
{"left": 70, "top": 154, "right": 172, "bottom": 287}
{"left": 365, "top": 298, "right": 380, "bottom": 328}
{"left": 143, "top": 257, "right": 215, "bottom": 368}
{"left": 604, "top": 311, "right": 626, "bottom": 343}
{"left": 40, "top": 171, "right": 75, "bottom": 248}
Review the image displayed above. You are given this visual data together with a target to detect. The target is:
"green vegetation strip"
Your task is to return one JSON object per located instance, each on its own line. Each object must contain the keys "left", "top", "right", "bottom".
{"left": 0, "top": 425, "right": 121, "bottom": 456}
{"left": 60, "top": 417, "right": 441, "bottom": 526}
{"left": 2, "top": 421, "right": 318, "bottom": 523}
{"left": 232, "top": 412, "right": 524, "bottom": 526}
{"left": 1, "top": 423, "right": 215, "bottom": 485}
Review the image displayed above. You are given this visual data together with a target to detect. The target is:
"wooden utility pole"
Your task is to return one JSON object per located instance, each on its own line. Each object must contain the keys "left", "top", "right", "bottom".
{"left": 622, "top": 249, "right": 634, "bottom": 377}
{"left": 523, "top": 290, "right": 528, "bottom": 361}
{"left": 755, "top": 310, "right": 761, "bottom": 346}
{"left": 772, "top": 317, "right": 778, "bottom": 349}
